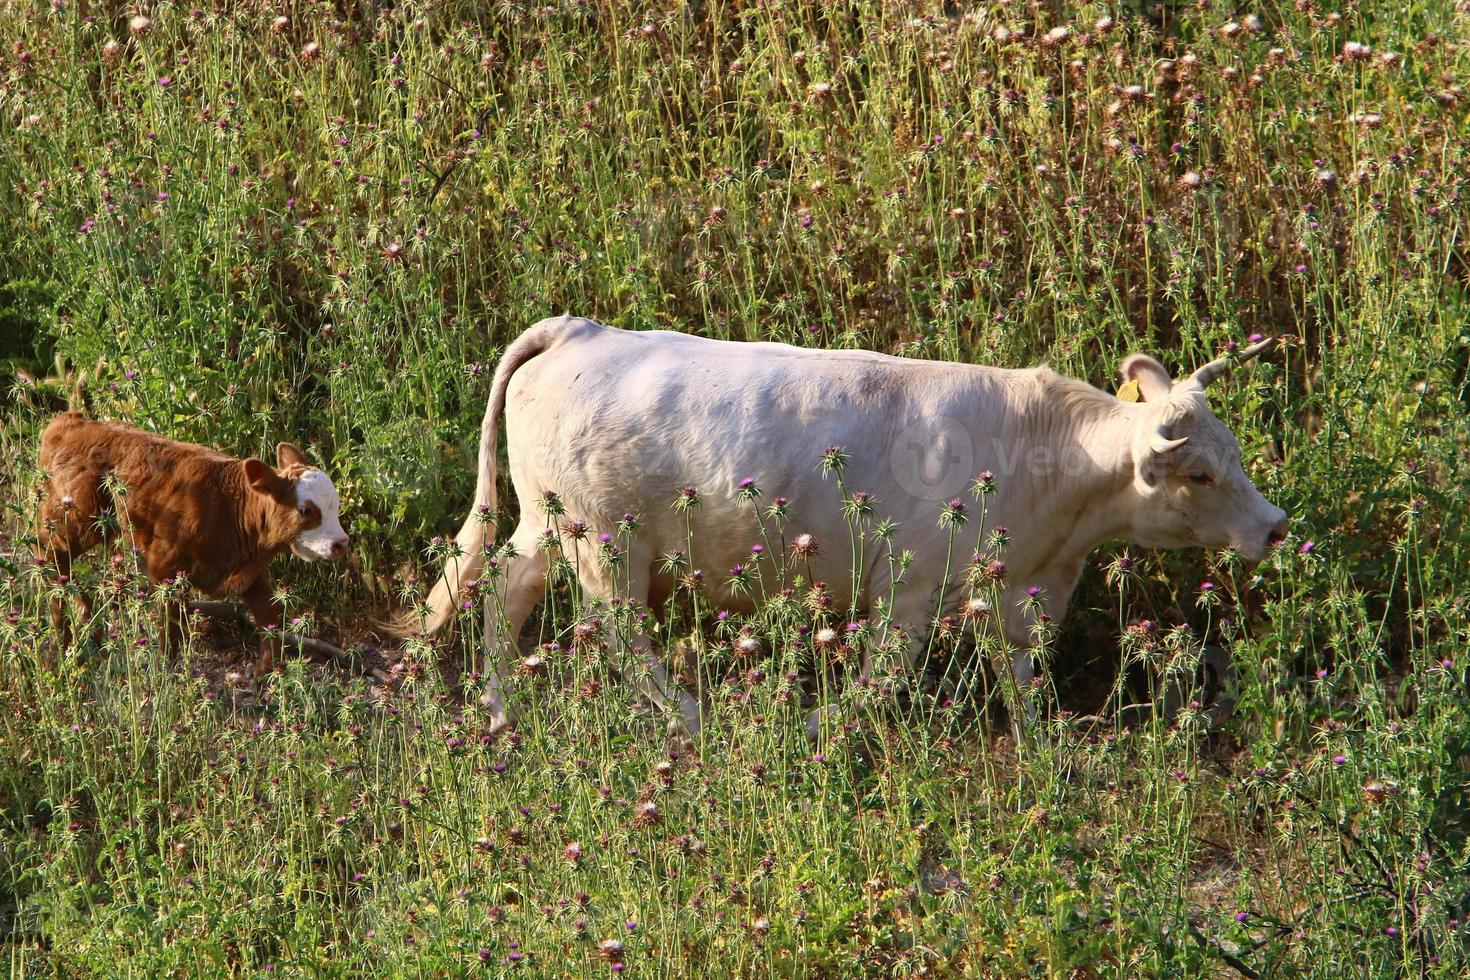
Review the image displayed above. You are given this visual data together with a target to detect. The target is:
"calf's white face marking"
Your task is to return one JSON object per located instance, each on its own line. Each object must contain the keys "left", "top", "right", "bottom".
{"left": 291, "top": 468, "right": 349, "bottom": 560}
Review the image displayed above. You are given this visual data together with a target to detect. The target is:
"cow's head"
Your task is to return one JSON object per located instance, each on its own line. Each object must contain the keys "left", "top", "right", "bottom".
{"left": 243, "top": 443, "right": 351, "bottom": 561}
{"left": 1118, "top": 339, "right": 1288, "bottom": 563}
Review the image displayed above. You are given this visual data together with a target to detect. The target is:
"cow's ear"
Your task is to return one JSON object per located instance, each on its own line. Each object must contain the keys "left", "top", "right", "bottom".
{"left": 276, "top": 442, "right": 308, "bottom": 468}
{"left": 243, "top": 458, "right": 279, "bottom": 493}
{"left": 1118, "top": 354, "right": 1174, "bottom": 402}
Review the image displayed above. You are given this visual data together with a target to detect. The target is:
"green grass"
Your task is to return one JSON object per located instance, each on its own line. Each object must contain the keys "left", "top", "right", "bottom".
{"left": 3, "top": 1, "right": 1469, "bottom": 975}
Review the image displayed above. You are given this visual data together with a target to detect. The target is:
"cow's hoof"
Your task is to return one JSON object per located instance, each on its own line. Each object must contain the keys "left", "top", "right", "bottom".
{"left": 481, "top": 704, "right": 515, "bottom": 735}
{"left": 665, "top": 733, "right": 698, "bottom": 758}
{"left": 666, "top": 699, "right": 702, "bottom": 739}
{"left": 805, "top": 703, "right": 839, "bottom": 742}
{"left": 670, "top": 708, "right": 702, "bottom": 740}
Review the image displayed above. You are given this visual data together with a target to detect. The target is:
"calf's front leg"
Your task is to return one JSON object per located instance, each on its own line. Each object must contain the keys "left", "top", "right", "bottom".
{"left": 240, "top": 576, "right": 284, "bottom": 677}
{"left": 158, "top": 594, "right": 188, "bottom": 657}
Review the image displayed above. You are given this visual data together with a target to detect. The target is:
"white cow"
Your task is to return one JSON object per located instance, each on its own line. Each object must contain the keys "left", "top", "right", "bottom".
{"left": 412, "top": 315, "right": 1288, "bottom": 736}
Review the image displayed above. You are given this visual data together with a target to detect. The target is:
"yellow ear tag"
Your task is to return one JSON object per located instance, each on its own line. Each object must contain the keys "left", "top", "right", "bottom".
{"left": 1117, "top": 379, "right": 1141, "bottom": 403}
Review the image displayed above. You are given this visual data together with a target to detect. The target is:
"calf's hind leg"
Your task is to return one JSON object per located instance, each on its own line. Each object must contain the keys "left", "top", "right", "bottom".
{"left": 35, "top": 490, "right": 103, "bottom": 663}
{"left": 478, "top": 522, "right": 550, "bottom": 732}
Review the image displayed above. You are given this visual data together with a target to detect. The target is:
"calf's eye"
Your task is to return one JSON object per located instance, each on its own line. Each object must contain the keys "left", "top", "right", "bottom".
{"left": 298, "top": 504, "right": 311, "bottom": 516}
{"left": 1188, "top": 473, "right": 1214, "bottom": 486}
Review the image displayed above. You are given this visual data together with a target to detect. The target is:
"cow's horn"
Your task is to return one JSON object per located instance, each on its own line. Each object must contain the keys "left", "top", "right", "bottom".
{"left": 1150, "top": 434, "right": 1190, "bottom": 454}
{"left": 1190, "top": 337, "right": 1276, "bottom": 388}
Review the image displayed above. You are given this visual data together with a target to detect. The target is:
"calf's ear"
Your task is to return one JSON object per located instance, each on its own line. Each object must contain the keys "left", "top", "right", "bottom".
{"left": 276, "top": 442, "right": 308, "bottom": 468}
{"left": 243, "top": 458, "right": 279, "bottom": 493}
{"left": 1118, "top": 354, "right": 1174, "bottom": 402}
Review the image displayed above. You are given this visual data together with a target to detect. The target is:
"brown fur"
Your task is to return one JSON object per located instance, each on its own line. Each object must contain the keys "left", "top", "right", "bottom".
{"left": 35, "top": 411, "right": 328, "bottom": 675}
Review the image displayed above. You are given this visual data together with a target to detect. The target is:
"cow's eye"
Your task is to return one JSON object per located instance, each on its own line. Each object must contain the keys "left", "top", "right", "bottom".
{"left": 298, "top": 504, "right": 311, "bottom": 516}
{"left": 1188, "top": 473, "right": 1214, "bottom": 486}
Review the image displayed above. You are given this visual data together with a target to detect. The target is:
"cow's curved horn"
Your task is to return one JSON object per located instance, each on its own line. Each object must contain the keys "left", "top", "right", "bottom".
{"left": 1151, "top": 434, "right": 1190, "bottom": 454}
{"left": 1189, "top": 337, "right": 1276, "bottom": 388}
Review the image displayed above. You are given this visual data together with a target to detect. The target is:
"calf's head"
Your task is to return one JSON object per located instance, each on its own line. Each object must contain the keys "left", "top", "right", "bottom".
{"left": 1117, "top": 339, "right": 1288, "bottom": 564}
{"left": 242, "top": 443, "right": 350, "bottom": 560}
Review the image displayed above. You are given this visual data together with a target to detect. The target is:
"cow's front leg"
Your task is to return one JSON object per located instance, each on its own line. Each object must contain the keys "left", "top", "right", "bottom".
{"left": 240, "top": 576, "right": 284, "bottom": 677}
{"left": 996, "top": 593, "right": 1037, "bottom": 741}
{"left": 806, "top": 583, "right": 934, "bottom": 740}
{"left": 628, "top": 629, "right": 702, "bottom": 739}
{"left": 996, "top": 570, "right": 1081, "bottom": 741}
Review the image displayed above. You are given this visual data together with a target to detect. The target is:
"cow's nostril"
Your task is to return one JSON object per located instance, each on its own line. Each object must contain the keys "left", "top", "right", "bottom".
{"left": 331, "top": 538, "right": 350, "bottom": 557}
{"left": 1267, "top": 519, "right": 1289, "bottom": 547}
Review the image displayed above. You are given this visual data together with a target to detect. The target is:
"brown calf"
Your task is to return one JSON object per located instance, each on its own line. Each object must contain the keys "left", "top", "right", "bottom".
{"left": 35, "top": 412, "right": 349, "bottom": 674}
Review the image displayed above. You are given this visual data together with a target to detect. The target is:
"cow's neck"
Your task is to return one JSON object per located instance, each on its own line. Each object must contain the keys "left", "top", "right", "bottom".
{"left": 997, "top": 373, "right": 1138, "bottom": 585}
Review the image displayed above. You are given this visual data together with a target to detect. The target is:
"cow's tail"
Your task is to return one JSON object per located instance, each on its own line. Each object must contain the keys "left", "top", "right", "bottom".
{"left": 406, "top": 318, "right": 565, "bottom": 636}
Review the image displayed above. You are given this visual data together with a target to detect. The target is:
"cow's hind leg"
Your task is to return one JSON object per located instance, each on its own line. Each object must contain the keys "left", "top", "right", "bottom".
{"left": 478, "top": 522, "right": 549, "bottom": 732}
